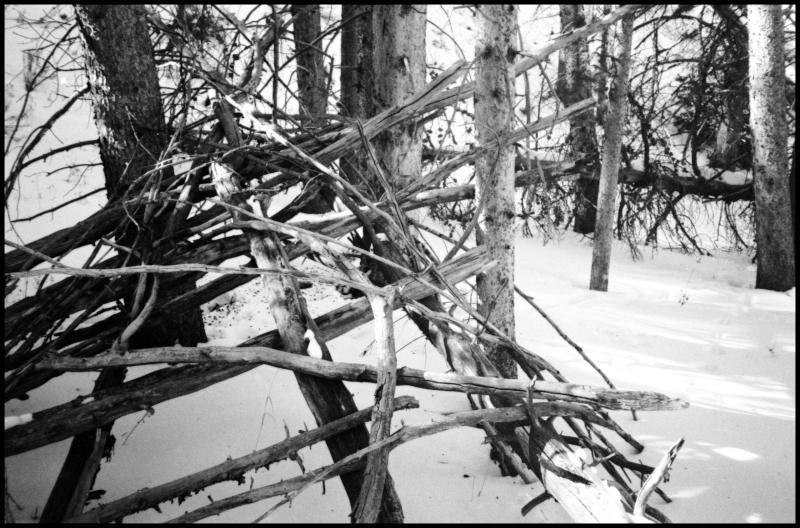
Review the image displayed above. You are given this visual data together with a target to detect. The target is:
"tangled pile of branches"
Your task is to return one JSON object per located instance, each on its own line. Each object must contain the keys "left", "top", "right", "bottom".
{"left": 5, "top": 5, "right": 689, "bottom": 523}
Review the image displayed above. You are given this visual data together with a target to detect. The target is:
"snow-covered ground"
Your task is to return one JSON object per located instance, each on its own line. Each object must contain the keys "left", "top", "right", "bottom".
{"left": 4, "top": 4, "right": 795, "bottom": 524}
{"left": 5, "top": 227, "right": 795, "bottom": 523}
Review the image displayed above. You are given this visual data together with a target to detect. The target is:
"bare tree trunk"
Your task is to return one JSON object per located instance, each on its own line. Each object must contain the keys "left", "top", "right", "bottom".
{"left": 791, "top": 141, "right": 796, "bottom": 242}
{"left": 291, "top": 5, "right": 328, "bottom": 126}
{"left": 341, "top": 5, "right": 375, "bottom": 121}
{"left": 76, "top": 5, "right": 167, "bottom": 202}
{"left": 595, "top": 5, "right": 611, "bottom": 128}
{"left": 75, "top": 4, "right": 206, "bottom": 347}
{"left": 41, "top": 6, "right": 207, "bottom": 522}
{"left": 340, "top": 5, "right": 375, "bottom": 187}
{"left": 748, "top": 5, "right": 795, "bottom": 291}
{"left": 372, "top": 5, "right": 426, "bottom": 191}
{"left": 474, "top": 4, "right": 519, "bottom": 379}
{"left": 589, "top": 14, "right": 634, "bottom": 292}
{"left": 558, "top": 5, "right": 600, "bottom": 234}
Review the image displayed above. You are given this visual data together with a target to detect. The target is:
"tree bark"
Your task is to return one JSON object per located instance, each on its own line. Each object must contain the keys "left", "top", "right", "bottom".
{"left": 354, "top": 290, "right": 399, "bottom": 523}
{"left": 558, "top": 5, "right": 600, "bottom": 234}
{"left": 474, "top": 4, "right": 519, "bottom": 379}
{"left": 291, "top": 5, "right": 328, "bottom": 127}
{"left": 6, "top": 248, "right": 492, "bottom": 457}
{"left": 748, "top": 5, "right": 794, "bottom": 291}
{"left": 791, "top": 141, "right": 796, "bottom": 243}
{"left": 76, "top": 5, "right": 165, "bottom": 201}
{"left": 372, "top": 4, "right": 427, "bottom": 192}
{"left": 341, "top": 5, "right": 375, "bottom": 121}
{"left": 40, "top": 6, "right": 206, "bottom": 522}
{"left": 340, "top": 5, "right": 375, "bottom": 187}
{"left": 75, "top": 4, "right": 206, "bottom": 347}
{"left": 589, "top": 14, "right": 634, "bottom": 292}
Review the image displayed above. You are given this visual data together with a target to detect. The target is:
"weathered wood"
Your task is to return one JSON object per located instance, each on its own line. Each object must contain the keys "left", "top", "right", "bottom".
{"left": 168, "top": 405, "right": 575, "bottom": 524}
{"left": 65, "top": 396, "right": 419, "bottom": 524}
{"left": 6, "top": 244, "right": 491, "bottom": 403}
{"left": 34, "top": 346, "right": 689, "bottom": 412}
{"left": 3, "top": 95, "right": 586, "bottom": 316}
{"left": 212, "top": 95, "right": 405, "bottom": 521}
{"left": 167, "top": 461, "right": 370, "bottom": 523}
{"left": 354, "top": 289, "right": 399, "bottom": 523}
{"left": 632, "top": 437, "right": 684, "bottom": 519}
{"left": 10, "top": 317, "right": 693, "bottom": 458}
{"left": 537, "top": 423, "right": 633, "bottom": 522}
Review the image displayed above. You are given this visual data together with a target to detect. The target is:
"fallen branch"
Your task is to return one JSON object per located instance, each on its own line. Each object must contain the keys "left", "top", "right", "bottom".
{"left": 5, "top": 248, "right": 492, "bottom": 456}
{"left": 632, "top": 437, "right": 684, "bottom": 518}
{"left": 32, "top": 346, "right": 688, "bottom": 412}
{"left": 513, "top": 285, "right": 630, "bottom": 413}
{"left": 66, "top": 396, "right": 419, "bottom": 524}
{"left": 224, "top": 405, "right": 564, "bottom": 524}
{"left": 5, "top": 259, "right": 385, "bottom": 296}
{"left": 165, "top": 402, "right": 629, "bottom": 525}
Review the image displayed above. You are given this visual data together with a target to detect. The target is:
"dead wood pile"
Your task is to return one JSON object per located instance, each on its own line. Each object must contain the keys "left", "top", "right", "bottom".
{"left": 5, "top": 6, "right": 688, "bottom": 523}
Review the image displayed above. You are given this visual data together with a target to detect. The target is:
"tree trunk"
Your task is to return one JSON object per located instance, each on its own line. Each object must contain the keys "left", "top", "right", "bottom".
{"left": 75, "top": 4, "right": 206, "bottom": 347}
{"left": 557, "top": 5, "right": 600, "bottom": 234}
{"left": 76, "top": 5, "right": 168, "bottom": 202}
{"left": 748, "top": 5, "right": 795, "bottom": 291}
{"left": 595, "top": 5, "right": 611, "bottom": 128}
{"left": 372, "top": 5, "right": 426, "bottom": 192}
{"left": 291, "top": 5, "right": 328, "bottom": 127}
{"left": 589, "top": 14, "right": 634, "bottom": 292}
{"left": 42, "top": 5, "right": 207, "bottom": 522}
{"left": 474, "top": 4, "right": 519, "bottom": 379}
{"left": 340, "top": 5, "right": 375, "bottom": 187}
{"left": 791, "top": 141, "right": 796, "bottom": 243}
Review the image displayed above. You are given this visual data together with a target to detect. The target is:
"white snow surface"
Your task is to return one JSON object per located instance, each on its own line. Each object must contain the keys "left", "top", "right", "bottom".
{"left": 4, "top": 5, "right": 795, "bottom": 523}
{"left": 5, "top": 228, "right": 795, "bottom": 523}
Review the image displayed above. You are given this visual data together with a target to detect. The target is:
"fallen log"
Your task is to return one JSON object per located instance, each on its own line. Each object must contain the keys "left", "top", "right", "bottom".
{"left": 34, "top": 346, "right": 688, "bottom": 412}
